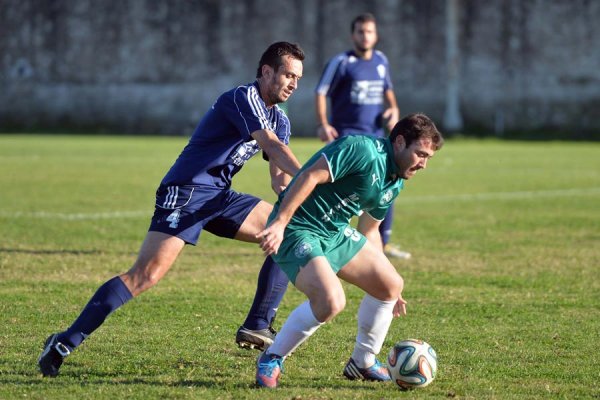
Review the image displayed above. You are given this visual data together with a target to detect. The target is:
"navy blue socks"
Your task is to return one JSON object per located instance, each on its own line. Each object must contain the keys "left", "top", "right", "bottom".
{"left": 58, "top": 276, "right": 133, "bottom": 350}
{"left": 243, "top": 256, "right": 289, "bottom": 330}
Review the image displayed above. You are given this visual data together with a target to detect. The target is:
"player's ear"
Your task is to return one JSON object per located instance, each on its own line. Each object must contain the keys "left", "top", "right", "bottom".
{"left": 261, "top": 64, "right": 273, "bottom": 79}
{"left": 393, "top": 135, "right": 406, "bottom": 152}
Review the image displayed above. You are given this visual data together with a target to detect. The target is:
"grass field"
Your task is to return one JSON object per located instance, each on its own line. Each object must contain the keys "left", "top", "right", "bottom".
{"left": 1, "top": 134, "right": 599, "bottom": 399}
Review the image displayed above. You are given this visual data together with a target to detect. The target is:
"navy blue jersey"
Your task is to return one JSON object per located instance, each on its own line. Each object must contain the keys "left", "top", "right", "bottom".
{"left": 315, "top": 50, "right": 393, "bottom": 137}
{"left": 161, "top": 81, "right": 291, "bottom": 188}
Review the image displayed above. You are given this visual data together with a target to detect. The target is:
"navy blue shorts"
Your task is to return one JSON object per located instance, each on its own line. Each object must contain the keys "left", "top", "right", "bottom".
{"left": 148, "top": 185, "right": 262, "bottom": 245}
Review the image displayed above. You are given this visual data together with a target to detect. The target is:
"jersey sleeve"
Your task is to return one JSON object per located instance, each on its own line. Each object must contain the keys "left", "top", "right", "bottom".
{"left": 379, "top": 51, "right": 394, "bottom": 91}
{"left": 315, "top": 54, "right": 346, "bottom": 96}
{"left": 365, "top": 184, "right": 402, "bottom": 221}
{"left": 224, "top": 85, "right": 272, "bottom": 141}
{"left": 322, "top": 139, "right": 374, "bottom": 183}
{"left": 263, "top": 107, "right": 291, "bottom": 161}
{"left": 274, "top": 106, "right": 291, "bottom": 145}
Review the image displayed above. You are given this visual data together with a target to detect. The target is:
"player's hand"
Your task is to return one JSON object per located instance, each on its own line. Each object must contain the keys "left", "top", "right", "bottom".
{"left": 317, "top": 124, "right": 338, "bottom": 143}
{"left": 393, "top": 295, "right": 407, "bottom": 317}
{"left": 256, "top": 220, "right": 286, "bottom": 256}
{"left": 382, "top": 107, "right": 400, "bottom": 132}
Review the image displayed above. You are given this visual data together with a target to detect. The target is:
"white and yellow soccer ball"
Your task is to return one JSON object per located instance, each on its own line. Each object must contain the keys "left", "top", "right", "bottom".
{"left": 387, "top": 339, "right": 437, "bottom": 390}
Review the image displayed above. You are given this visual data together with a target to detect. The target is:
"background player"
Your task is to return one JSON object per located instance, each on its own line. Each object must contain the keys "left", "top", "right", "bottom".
{"left": 315, "top": 13, "right": 410, "bottom": 259}
{"left": 38, "top": 42, "right": 305, "bottom": 377}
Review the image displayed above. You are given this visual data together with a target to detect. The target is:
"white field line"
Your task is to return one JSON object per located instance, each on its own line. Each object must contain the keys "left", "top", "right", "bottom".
{"left": 0, "top": 210, "right": 149, "bottom": 220}
{"left": 399, "top": 187, "right": 600, "bottom": 204}
{"left": 1, "top": 187, "right": 599, "bottom": 220}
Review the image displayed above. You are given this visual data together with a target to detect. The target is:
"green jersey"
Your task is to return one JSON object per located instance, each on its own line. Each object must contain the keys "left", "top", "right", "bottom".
{"left": 274, "top": 135, "right": 404, "bottom": 237}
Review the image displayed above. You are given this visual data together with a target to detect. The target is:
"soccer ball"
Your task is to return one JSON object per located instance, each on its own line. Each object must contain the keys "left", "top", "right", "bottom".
{"left": 387, "top": 339, "right": 437, "bottom": 389}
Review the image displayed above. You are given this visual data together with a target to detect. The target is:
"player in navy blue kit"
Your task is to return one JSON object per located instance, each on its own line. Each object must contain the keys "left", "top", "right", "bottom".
{"left": 38, "top": 42, "right": 305, "bottom": 377}
{"left": 236, "top": 14, "right": 407, "bottom": 354}
{"left": 316, "top": 13, "right": 410, "bottom": 260}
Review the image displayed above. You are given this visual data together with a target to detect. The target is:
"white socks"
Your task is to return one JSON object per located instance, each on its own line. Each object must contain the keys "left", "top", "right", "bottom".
{"left": 351, "top": 294, "right": 396, "bottom": 368}
{"left": 267, "top": 295, "right": 395, "bottom": 366}
{"left": 267, "top": 301, "right": 323, "bottom": 358}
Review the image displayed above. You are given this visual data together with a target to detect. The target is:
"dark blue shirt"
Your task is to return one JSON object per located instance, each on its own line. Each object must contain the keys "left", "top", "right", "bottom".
{"left": 161, "top": 81, "right": 291, "bottom": 189}
{"left": 315, "top": 50, "right": 393, "bottom": 137}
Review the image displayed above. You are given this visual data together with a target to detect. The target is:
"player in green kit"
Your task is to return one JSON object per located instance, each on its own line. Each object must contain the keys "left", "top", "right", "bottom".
{"left": 253, "top": 113, "right": 444, "bottom": 388}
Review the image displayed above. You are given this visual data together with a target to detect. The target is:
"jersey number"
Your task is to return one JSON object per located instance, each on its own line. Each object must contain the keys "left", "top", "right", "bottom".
{"left": 166, "top": 209, "right": 181, "bottom": 229}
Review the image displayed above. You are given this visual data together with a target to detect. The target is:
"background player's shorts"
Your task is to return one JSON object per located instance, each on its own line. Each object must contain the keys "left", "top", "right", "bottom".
{"left": 272, "top": 225, "right": 367, "bottom": 284}
{"left": 148, "top": 185, "right": 261, "bottom": 245}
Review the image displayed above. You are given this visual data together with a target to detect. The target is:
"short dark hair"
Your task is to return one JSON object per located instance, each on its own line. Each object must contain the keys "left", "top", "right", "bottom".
{"left": 256, "top": 42, "right": 305, "bottom": 78}
{"left": 389, "top": 113, "right": 444, "bottom": 150}
{"left": 351, "top": 13, "right": 377, "bottom": 33}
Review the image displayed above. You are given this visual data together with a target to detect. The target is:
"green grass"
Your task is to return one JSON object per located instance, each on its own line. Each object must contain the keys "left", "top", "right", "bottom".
{"left": 1, "top": 134, "right": 599, "bottom": 399}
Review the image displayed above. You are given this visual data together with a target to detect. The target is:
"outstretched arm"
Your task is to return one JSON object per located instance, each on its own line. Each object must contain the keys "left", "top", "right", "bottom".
{"left": 252, "top": 129, "right": 301, "bottom": 177}
{"left": 257, "top": 155, "right": 331, "bottom": 255}
{"left": 269, "top": 161, "right": 292, "bottom": 195}
{"left": 315, "top": 94, "right": 338, "bottom": 143}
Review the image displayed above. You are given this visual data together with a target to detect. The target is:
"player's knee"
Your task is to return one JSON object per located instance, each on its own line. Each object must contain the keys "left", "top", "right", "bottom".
{"left": 380, "top": 273, "right": 404, "bottom": 301}
{"left": 315, "top": 292, "right": 346, "bottom": 322}
{"left": 396, "top": 274, "right": 405, "bottom": 295}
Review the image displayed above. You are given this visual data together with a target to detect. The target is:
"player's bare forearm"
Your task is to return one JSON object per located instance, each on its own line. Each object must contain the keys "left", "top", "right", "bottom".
{"left": 383, "top": 90, "right": 400, "bottom": 131}
{"left": 257, "top": 157, "right": 331, "bottom": 255}
{"left": 271, "top": 170, "right": 320, "bottom": 227}
{"left": 357, "top": 213, "right": 384, "bottom": 251}
{"left": 269, "top": 162, "right": 292, "bottom": 195}
{"left": 252, "top": 129, "right": 301, "bottom": 176}
{"left": 256, "top": 172, "right": 319, "bottom": 255}
{"left": 384, "top": 89, "right": 399, "bottom": 112}
{"left": 315, "top": 95, "right": 338, "bottom": 142}
{"left": 315, "top": 94, "right": 329, "bottom": 126}
{"left": 266, "top": 141, "right": 301, "bottom": 177}
{"left": 365, "top": 229, "right": 384, "bottom": 251}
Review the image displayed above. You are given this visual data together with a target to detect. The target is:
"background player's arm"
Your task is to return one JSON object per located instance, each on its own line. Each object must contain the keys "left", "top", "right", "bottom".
{"left": 252, "top": 129, "right": 301, "bottom": 177}
{"left": 315, "top": 94, "right": 338, "bottom": 143}
{"left": 257, "top": 156, "right": 331, "bottom": 255}
{"left": 269, "top": 161, "right": 292, "bottom": 195}
{"left": 382, "top": 89, "right": 400, "bottom": 132}
{"left": 357, "top": 212, "right": 384, "bottom": 251}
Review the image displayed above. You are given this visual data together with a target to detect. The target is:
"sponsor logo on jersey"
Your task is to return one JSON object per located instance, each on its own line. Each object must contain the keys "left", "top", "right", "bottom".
{"left": 294, "top": 242, "right": 313, "bottom": 258}
{"left": 380, "top": 189, "right": 394, "bottom": 205}
{"left": 351, "top": 80, "right": 385, "bottom": 105}
{"left": 321, "top": 193, "right": 360, "bottom": 222}
{"left": 371, "top": 174, "right": 380, "bottom": 186}
{"left": 231, "top": 140, "right": 260, "bottom": 166}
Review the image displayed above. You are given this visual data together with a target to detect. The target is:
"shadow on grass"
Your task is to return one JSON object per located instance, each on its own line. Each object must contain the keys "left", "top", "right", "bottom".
{"left": 0, "top": 247, "right": 262, "bottom": 257}
{"left": 1, "top": 360, "right": 378, "bottom": 391}
{"left": 0, "top": 247, "right": 104, "bottom": 255}
{"left": 0, "top": 374, "right": 272, "bottom": 391}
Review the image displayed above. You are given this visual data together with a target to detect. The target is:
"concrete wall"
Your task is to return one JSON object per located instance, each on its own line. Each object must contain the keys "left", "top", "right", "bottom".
{"left": 1, "top": 0, "right": 599, "bottom": 136}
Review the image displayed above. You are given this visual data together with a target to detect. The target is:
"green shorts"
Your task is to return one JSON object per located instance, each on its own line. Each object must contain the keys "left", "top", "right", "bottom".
{"left": 272, "top": 225, "right": 367, "bottom": 284}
